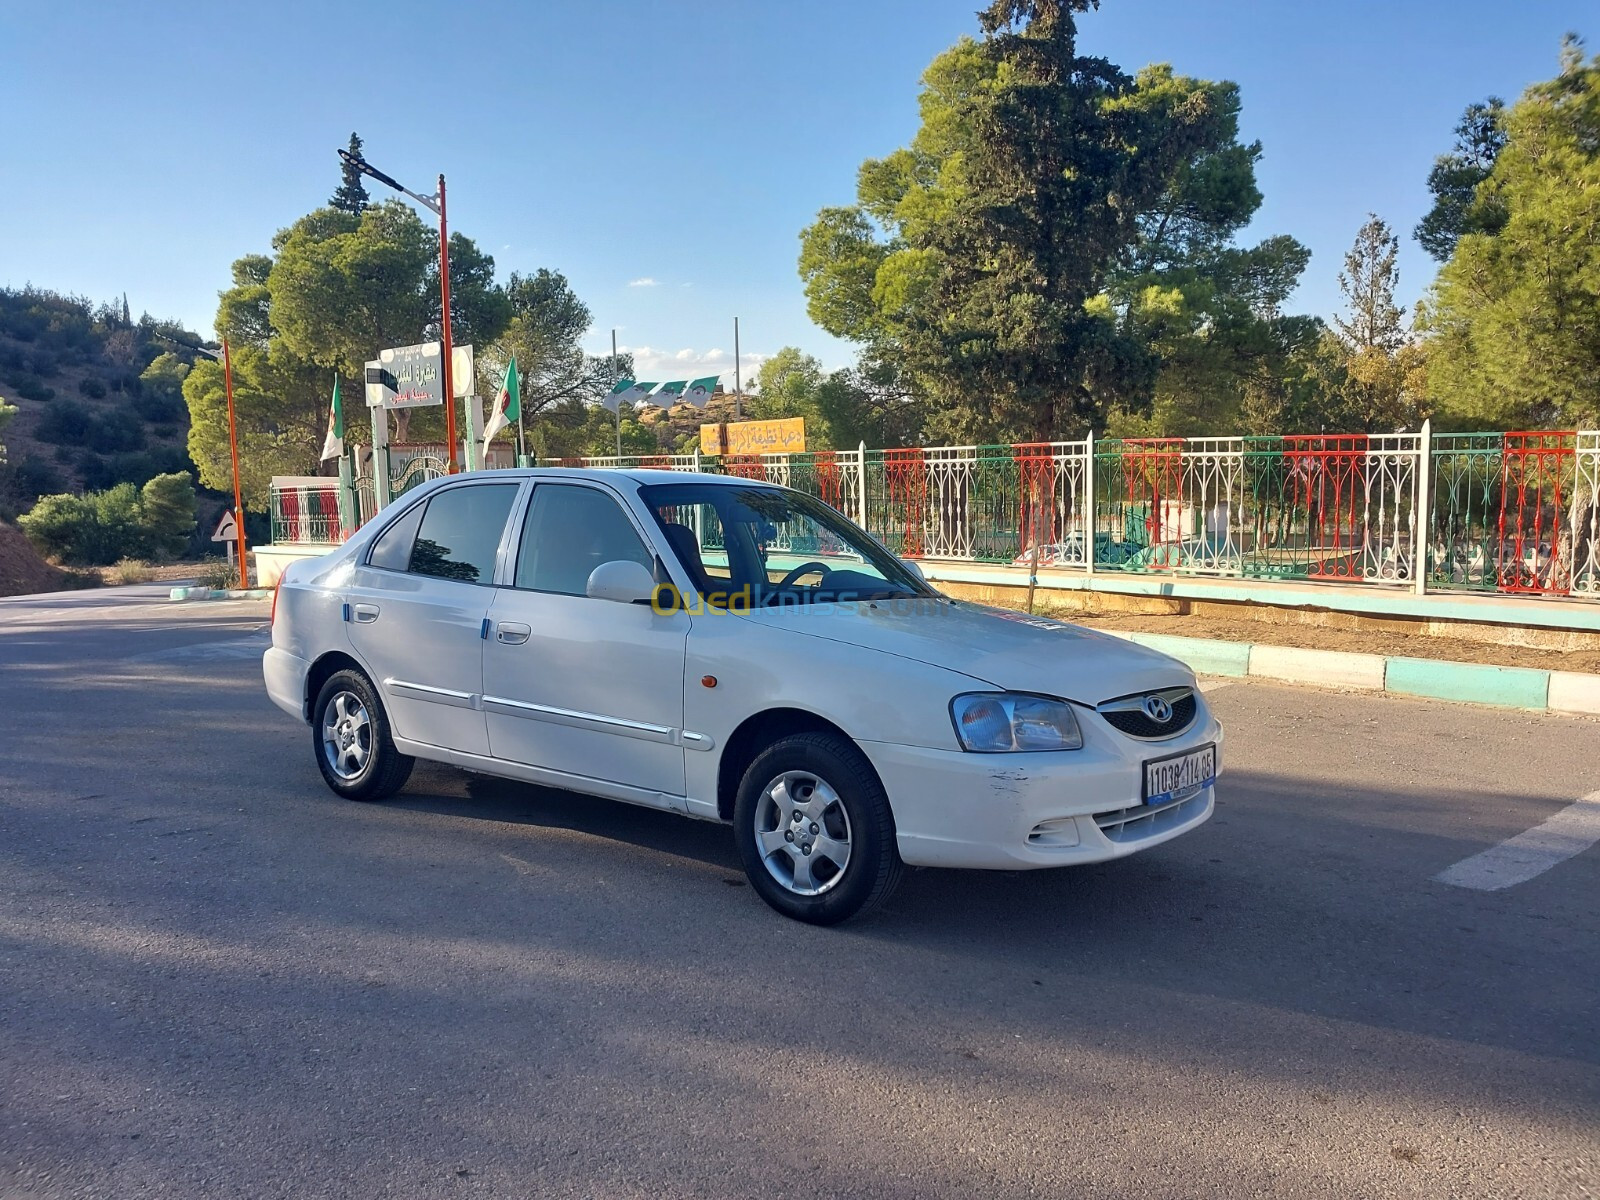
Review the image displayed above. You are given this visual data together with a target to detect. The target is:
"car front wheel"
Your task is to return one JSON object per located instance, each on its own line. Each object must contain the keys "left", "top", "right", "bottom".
{"left": 311, "top": 668, "right": 414, "bottom": 802}
{"left": 733, "top": 732, "right": 902, "bottom": 925}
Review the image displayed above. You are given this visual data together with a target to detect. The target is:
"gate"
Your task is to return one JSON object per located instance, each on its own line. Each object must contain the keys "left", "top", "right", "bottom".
{"left": 391, "top": 454, "right": 447, "bottom": 498}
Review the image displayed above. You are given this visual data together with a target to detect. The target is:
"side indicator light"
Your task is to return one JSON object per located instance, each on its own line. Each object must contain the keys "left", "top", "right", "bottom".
{"left": 701, "top": 675, "right": 718, "bottom": 688}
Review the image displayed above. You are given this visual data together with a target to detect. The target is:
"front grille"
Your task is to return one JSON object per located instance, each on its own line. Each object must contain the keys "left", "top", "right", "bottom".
{"left": 1093, "top": 792, "right": 1209, "bottom": 844}
{"left": 1097, "top": 689, "right": 1197, "bottom": 740}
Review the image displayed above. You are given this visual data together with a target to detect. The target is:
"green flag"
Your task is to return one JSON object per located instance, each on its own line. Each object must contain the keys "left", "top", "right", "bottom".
{"left": 683, "top": 376, "right": 719, "bottom": 407}
{"left": 320, "top": 375, "right": 344, "bottom": 461}
{"left": 483, "top": 355, "right": 519, "bottom": 455}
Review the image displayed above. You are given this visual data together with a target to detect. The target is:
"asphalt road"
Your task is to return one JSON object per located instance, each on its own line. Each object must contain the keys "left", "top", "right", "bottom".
{"left": 2, "top": 585, "right": 1596, "bottom": 1199}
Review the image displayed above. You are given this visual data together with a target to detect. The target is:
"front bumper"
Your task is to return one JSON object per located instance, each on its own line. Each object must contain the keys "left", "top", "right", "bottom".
{"left": 861, "top": 716, "right": 1222, "bottom": 870}
{"left": 263, "top": 645, "right": 312, "bottom": 723}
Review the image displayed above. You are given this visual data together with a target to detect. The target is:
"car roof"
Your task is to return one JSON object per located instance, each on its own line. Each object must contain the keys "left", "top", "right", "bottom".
{"left": 459, "top": 468, "right": 777, "bottom": 488}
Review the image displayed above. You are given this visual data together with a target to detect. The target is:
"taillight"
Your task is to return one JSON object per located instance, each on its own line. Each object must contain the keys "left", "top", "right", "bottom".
{"left": 270, "top": 578, "right": 283, "bottom": 627}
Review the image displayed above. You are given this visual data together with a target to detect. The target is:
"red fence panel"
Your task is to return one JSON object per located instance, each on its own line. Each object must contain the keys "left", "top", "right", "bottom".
{"left": 1498, "top": 432, "right": 1576, "bottom": 594}
{"left": 1283, "top": 435, "right": 1368, "bottom": 579}
{"left": 1014, "top": 443, "right": 1058, "bottom": 552}
{"left": 726, "top": 455, "right": 766, "bottom": 480}
{"left": 1122, "top": 439, "right": 1185, "bottom": 568}
{"left": 885, "top": 448, "right": 927, "bottom": 558}
{"left": 813, "top": 451, "right": 843, "bottom": 511}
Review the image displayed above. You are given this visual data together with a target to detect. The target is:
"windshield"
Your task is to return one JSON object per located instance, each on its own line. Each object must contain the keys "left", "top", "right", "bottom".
{"left": 638, "top": 482, "right": 932, "bottom": 607}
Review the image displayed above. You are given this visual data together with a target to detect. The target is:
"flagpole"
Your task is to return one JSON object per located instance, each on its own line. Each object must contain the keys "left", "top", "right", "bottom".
{"left": 612, "top": 328, "right": 622, "bottom": 458}
{"left": 734, "top": 316, "right": 742, "bottom": 420}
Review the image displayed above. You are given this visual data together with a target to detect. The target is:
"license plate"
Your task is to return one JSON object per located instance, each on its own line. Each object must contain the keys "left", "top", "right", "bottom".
{"left": 1143, "top": 744, "right": 1216, "bottom": 806}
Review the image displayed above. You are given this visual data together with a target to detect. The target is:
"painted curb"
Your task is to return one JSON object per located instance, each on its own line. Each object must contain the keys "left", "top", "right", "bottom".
{"left": 1094, "top": 628, "right": 1595, "bottom": 715}
{"left": 1248, "top": 644, "right": 1386, "bottom": 691}
{"left": 1546, "top": 671, "right": 1600, "bottom": 716}
{"left": 1384, "top": 657, "right": 1550, "bottom": 710}
{"left": 168, "top": 587, "right": 269, "bottom": 602}
{"left": 1121, "top": 632, "right": 1252, "bottom": 677}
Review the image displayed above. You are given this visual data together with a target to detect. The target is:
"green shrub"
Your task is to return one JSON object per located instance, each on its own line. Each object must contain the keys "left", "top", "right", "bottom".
{"left": 20, "top": 487, "right": 140, "bottom": 565}
{"left": 0, "top": 457, "right": 65, "bottom": 518}
{"left": 15, "top": 376, "right": 54, "bottom": 402}
{"left": 36, "top": 399, "right": 91, "bottom": 444}
{"left": 17, "top": 474, "right": 194, "bottom": 566}
{"left": 139, "top": 472, "right": 196, "bottom": 559}
{"left": 132, "top": 389, "right": 185, "bottom": 424}
{"left": 78, "top": 376, "right": 108, "bottom": 399}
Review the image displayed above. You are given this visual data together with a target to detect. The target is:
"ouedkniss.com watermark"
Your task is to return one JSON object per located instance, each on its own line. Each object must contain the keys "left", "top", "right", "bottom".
{"left": 650, "top": 584, "right": 952, "bottom": 618}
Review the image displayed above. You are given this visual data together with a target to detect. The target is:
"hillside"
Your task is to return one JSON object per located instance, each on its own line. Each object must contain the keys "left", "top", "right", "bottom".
{"left": 0, "top": 287, "right": 200, "bottom": 520}
{"left": 0, "top": 519, "right": 68, "bottom": 596}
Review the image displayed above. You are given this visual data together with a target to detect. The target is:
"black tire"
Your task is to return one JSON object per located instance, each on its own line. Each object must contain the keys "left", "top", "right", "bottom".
{"left": 311, "top": 668, "right": 414, "bottom": 802}
{"left": 733, "top": 732, "right": 903, "bottom": 925}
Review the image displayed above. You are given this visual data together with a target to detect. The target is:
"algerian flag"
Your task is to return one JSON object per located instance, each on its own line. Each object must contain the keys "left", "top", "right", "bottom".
{"left": 320, "top": 375, "right": 344, "bottom": 461}
{"left": 603, "top": 378, "right": 657, "bottom": 413}
{"left": 652, "top": 381, "right": 688, "bottom": 408}
{"left": 618, "top": 381, "right": 658, "bottom": 408}
{"left": 482, "top": 355, "right": 520, "bottom": 455}
{"left": 683, "top": 376, "right": 719, "bottom": 408}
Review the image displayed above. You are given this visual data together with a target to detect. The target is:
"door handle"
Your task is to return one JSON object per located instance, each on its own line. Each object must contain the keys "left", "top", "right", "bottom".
{"left": 496, "top": 622, "right": 531, "bottom": 645}
{"left": 352, "top": 603, "right": 380, "bottom": 624}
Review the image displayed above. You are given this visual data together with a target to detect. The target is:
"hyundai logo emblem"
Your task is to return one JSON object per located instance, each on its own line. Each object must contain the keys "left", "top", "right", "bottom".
{"left": 1142, "top": 694, "right": 1174, "bottom": 724}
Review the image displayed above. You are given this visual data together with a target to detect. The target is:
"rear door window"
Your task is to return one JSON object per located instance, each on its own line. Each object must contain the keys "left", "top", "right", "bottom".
{"left": 406, "top": 484, "right": 520, "bottom": 585}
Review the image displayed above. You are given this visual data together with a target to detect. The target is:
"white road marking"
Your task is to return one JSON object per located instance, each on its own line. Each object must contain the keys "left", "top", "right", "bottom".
{"left": 1198, "top": 679, "right": 1234, "bottom": 694}
{"left": 1435, "top": 790, "right": 1600, "bottom": 891}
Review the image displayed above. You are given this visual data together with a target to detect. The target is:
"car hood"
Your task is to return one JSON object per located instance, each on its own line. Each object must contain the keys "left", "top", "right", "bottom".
{"left": 739, "top": 599, "right": 1192, "bottom": 705}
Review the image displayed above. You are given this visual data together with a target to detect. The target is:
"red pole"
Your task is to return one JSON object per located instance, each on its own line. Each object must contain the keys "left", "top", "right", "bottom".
{"left": 437, "top": 173, "right": 459, "bottom": 474}
{"left": 222, "top": 337, "right": 249, "bottom": 588}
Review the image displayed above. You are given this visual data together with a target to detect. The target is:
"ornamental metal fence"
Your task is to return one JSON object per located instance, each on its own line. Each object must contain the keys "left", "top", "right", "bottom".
{"left": 269, "top": 481, "right": 343, "bottom": 545}
{"left": 269, "top": 424, "right": 1600, "bottom": 602}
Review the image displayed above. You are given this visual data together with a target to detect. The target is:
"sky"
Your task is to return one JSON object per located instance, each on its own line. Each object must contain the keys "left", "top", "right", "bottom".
{"left": 1, "top": 0, "right": 1590, "bottom": 386}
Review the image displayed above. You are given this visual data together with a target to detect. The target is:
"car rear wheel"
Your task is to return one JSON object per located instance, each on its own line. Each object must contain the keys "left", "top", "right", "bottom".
{"left": 733, "top": 732, "right": 902, "bottom": 925}
{"left": 312, "top": 669, "right": 414, "bottom": 802}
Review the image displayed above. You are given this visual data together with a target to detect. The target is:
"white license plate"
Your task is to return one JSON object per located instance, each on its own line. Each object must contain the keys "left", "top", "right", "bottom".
{"left": 1143, "top": 744, "right": 1216, "bottom": 806}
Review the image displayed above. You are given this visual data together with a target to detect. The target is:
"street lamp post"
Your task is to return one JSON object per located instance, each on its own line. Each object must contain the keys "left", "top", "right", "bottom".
{"left": 336, "top": 148, "right": 460, "bottom": 474}
{"left": 158, "top": 333, "right": 248, "bottom": 588}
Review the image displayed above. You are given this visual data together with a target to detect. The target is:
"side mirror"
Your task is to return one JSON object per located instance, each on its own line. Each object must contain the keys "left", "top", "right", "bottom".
{"left": 586, "top": 559, "right": 657, "bottom": 605}
{"left": 901, "top": 559, "right": 927, "bottom": 583}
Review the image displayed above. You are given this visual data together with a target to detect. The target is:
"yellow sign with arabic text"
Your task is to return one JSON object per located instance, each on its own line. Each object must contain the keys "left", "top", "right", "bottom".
{"left": 700, "top": 417, "right": 806, "bottom": 457}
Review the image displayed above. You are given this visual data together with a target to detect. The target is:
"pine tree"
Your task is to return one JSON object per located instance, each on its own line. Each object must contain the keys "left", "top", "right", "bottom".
{"left": 330, "top": 133, "right": 370, "bottom": 214}
{"left": 1335, "top": 215, "right": 1405, "bottom": 353}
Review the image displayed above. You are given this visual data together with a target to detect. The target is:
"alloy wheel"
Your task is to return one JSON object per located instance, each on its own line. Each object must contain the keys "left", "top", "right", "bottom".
{"left": 321, "top": 690, "right": 372, "bottom": 781}
{"left": 752, "top": 770, "right": 853, "bottom": 896}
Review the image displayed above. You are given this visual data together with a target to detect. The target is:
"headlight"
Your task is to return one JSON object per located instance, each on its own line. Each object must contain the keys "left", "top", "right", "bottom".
{"left": 950, "top": 693, "right": 1083, "bottom": 753}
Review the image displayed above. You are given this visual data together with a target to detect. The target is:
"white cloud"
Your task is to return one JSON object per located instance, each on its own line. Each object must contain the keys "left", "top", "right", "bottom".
{"left": 619, "top": 344, "right": 771, "bottom": 385}
{"left": 627, "top": 277, "right": 659, "bottom": 288}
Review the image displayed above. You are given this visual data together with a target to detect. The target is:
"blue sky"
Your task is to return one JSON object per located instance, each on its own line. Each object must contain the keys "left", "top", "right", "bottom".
{"left": 1, "top": 0, "right": 1588, "bottom": 385}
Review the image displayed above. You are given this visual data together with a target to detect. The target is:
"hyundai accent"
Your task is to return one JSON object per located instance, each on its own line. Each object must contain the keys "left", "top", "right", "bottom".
{"left": 263, "top": 469, "right": 1221, "bottom": 923}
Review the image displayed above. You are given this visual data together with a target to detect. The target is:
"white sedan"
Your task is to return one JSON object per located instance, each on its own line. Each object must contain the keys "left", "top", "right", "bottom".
{"left": 264, "top": 469, "right": 1221, "bottom": 924}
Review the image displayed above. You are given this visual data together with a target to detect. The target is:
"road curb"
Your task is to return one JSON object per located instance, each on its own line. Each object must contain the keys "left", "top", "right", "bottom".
{"left": 168, "top": 587, "right": 270, "bottom": 602}
{"left": 1106, "top": 629, "right": 1596, "bottom": 715}
{"left": 1248, "top": 644, "right": 1387, "bottom": 691}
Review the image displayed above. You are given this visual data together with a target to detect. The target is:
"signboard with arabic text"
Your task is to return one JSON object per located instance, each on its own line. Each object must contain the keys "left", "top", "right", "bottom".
{"left": 365, "top": 342, "right": 444, "bottom": 409}
{"left": 700, "top": 417, "right": 806, "bottom": 457}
